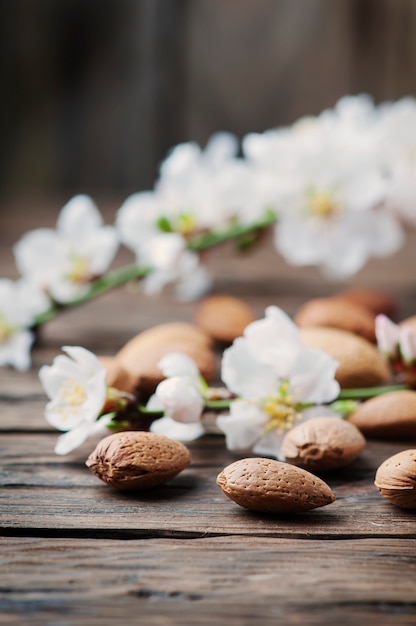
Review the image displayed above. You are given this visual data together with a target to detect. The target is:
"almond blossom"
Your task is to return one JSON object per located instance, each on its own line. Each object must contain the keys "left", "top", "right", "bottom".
{"left": 216, "top": 306, "right": 340, "bottom": 459}
{"left": 376, "top": 98, "right": 416, "bottom": 226}
{"left": 39, "top": 346, "right": 110, "bottom": 454}
{"left": 115, "top": 133, "right": 268, "bottom": 300}
{"left": 149, "top": 352, "right": 207, "bottom": 441}
{"left": 0, "top": 279, "right": 50, "bottom": 371}
{"left": 243, "top": 98, "right": 404, "bottom": 278}
{"left": 14, "top": 195, "right": 119, "bottom": 303}
{"left": 375, "top": 314, "right": 416, "bottom": 386}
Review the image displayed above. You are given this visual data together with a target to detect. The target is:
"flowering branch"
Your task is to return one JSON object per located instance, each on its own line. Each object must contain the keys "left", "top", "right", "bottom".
{"left": 39, "top": 307, "right": 413, "bottom": 459}
{"left": 4, "top": 95, "right": 416, "bottom": 371}
{"left": 32, "top": 263, "right": 151, "bottom": 327}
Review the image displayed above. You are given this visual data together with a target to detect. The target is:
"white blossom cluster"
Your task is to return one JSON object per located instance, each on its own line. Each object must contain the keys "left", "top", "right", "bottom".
{"left": 2, "top": 94, "right": 416, "bottom": 370}
{"left": 41, "top": 307, "right": 342, "bottom": 458}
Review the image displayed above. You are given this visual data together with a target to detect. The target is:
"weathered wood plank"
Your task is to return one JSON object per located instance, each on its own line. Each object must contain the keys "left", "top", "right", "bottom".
{"left": 0, "top": 434, "right": 414, "bottom": 538}
{"left": 1, "top": 536, "right": 415, "bottom": 625}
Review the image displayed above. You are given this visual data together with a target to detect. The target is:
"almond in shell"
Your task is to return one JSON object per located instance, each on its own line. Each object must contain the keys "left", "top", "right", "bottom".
{"left": 281, "top": 416, "right": 366, "bottom": 472}
{"left": 374, "top": 449, "right": 416, "bottom": 509}
{"left": 216, "top": 457, "right": 335, "bottom": 514}
{"left": 335, "top": 289, "right": 397, "bottom": 319}
{"left": 86, "top": 431, "right": 192, "bottom": 490}
{"left": 295, "top": 297, "right": 376, "bottom": 343}
{"left": 299, "top": 327, "right": 390, "bottom": 389}
{"left": 115, "top": 322, "right": 215, "bottom": 394}
{"left": 98, "top": 356, "right": 137, "bottom": 394}
{"left": 195, "top": 294, "right": 255, "bottom": 344}
{"left": 348, "top": 390, "right": 416, "bottom": 440}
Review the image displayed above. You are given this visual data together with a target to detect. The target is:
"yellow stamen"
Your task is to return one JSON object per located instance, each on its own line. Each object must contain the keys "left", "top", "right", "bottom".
{"left": 176, "top": 213, "right": 196, "bottom": 237}
{"left": 56, "top": 379, "right": 88, "bottom": 422}
{"left": 262, "top": 392, "right": 303, "bottom": 434}
{"left": 67, "top": 257, "right": 91, "bottom": 284}
{"left": 60, "top": 379, "right": 87, "bottom": 407}
{"left": 0, "top": 316, "right": 16, "bottom": 344}
{"left": 308, "top": 191, "right": 339, "bottom": 219}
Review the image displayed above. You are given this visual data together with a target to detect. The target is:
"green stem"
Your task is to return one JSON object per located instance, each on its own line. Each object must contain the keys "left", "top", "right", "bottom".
{"left": 187, "top": 210, "right": 277, "bottom": 251}
{"left": 31, "top": 214, "right": 277, "bottom": 328}
{"left": 205, "top": 399, "right": 233, "bottom": 410}
{"left": 33, "top": 263, "right": 150, "bottom": 326}
{"left": 337, "top": 384, "right": 408, "bottom": 399}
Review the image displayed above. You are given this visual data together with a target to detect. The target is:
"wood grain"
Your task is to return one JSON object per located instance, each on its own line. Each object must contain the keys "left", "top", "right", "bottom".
{"left": 1, "top": 537, "right": 416, "bottom": 625}
{"left": 1, "top": 199, "right": 416, "bottom": 623}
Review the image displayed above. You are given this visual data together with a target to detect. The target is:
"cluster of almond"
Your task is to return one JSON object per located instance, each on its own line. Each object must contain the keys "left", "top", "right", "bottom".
{"left": 86, "top": 289, "right": 416, "bottom": 514}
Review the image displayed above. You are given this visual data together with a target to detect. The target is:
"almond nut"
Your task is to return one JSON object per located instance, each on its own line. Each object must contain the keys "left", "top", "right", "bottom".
{"left": 295, "top": 297, "right": 376, "bottom": 343}
{"left": 86, "top": 431, "right": 191, "bottom": 490}
{"left": 299, "top": 327, "right": 390, "bottom": 389}
{"left": 335, "top": 289, "right": 397, "bottom": 319}
{"left": 374, "top": 449, "right": 416, "bottom": 509}
{"left": 216, "top": 457, "right": 335, "bottom": 513}
{"left": 115, "top": 323, "right": 215, "bottom": 395}
{"left": 348, "top": 390, "right": 416, "bottom": 440}
{"left": 98, "top": 356, "right": 137, "bottom": 394}
{"left": 399, "top": 315, "right": 416, "bottom": 332}
{"left": 281, "top": 416, "right": 366, "bottom": 472}
{"left": 195, "top": 294, "right": 255, "bottom": 344}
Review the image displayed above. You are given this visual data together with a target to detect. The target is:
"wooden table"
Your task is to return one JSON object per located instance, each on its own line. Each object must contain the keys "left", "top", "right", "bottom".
{"left": 1, "top": 198, "right": 416, "bottom": 625}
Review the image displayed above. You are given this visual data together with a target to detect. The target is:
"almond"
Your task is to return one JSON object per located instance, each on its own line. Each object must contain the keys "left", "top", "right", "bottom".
{"left": 347, "top": 390, "right": 416, "bottom": 440}
{"left": 115, "top": 323, "right": 215, "bottom": 395}
{"left": 295, "top": 297, "right": 376, "bottom": 343}
{"left": 281, "top": 416, "right": 366, "bottom": 472}
{"left": 98, "top": 356, "right": 137, "bottom": 394}
{"left": 374, "top": 449, "right": 416, "bottom": 509}
{"left": 195, "top": 294, "right": 255, "bottom": 344}
{"left": 399, "top": 315, "right": 416, "bottom": 332}
{"left": 299, "top": 327, "right": 390, "bottom": 389}
{"left": 116, "top": 322, "right": 212, "bottom": 356}
{"left": 335, "top": 289, "right": 397, "bottom": 319}
{"left": 118, "top": 339, "right": 215, "bottom": 395}
{"left": 216, "top": 457, "right": 335, "bottom": 514}
{"left": 86, "top": 431, "right": 191, "bottom": 490}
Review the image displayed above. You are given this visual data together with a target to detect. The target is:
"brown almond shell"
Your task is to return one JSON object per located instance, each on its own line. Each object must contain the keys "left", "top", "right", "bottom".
{"left": 216, "top": 457, "right": 335, "bottom": 514}
{"left": 374, "top": 449, "right": 416, "bottom": 509}
{"left": 295, "top": 297, "right": 376, "bottom": 343}
{"left": 281, "top": 416, "right": 366, "bottom": 472}
{"left": 86, "top": 431, "right": 191, "bottom": 490}
{"left": 195, "top": 294, "right": 255, "bottom": 344}
{"left": 348, "top": 390, "right": 416, "bottom": 440}
{"left": 299, "top": 327, "right": 390, "bottom": 389}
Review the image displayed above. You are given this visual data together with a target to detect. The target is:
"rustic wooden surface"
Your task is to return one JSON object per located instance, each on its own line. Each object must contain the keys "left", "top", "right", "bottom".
{"left": 1, "top": 199, "right": 416, "bottom": 625}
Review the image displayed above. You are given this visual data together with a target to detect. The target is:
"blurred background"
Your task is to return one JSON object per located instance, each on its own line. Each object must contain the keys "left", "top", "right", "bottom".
{"left": 2, "top": 0, "right": 416, "bottom": 200}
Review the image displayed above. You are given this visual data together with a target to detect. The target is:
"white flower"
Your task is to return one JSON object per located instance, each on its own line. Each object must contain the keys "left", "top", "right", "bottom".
{"left": 243, "top": 100, "right": 404, "bottom": 278}
{"left": 364, "top": 97, "right": 416, "bottom": 226}
{"left": 216, "top": 306, "right": 340, "bottom": 459}
{"left": 149, "top": 352, "right": 206, "bottom": 441}
{"left": 116, "top": 194, "right": 212, "bottom": 300}
{"left": 39, "top": 346, "right": 108, "bottom": 454}
{"left": 0, "top": 279, "right": 50, "bottom": 371}
{"left": 139, "top": 232, "right": 212, "bottom": 301}
{"left": 375, "top": 314, "right": 400, "bottom": 356}
{"left": 14, "top": 195, "right": 119, "bottom": 303}
{"left": 375, "top": 314, "right": 416, "bottom": 385}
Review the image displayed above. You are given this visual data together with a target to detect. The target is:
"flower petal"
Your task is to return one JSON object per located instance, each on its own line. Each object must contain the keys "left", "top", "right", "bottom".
{"left": 54, "top": 423, "right": 92, "bottom": 455}
{"left": 216, "top": 400, "right": 265, "bottom": 451}
{"left": 399, "top": 325, "right": 416, "bottom": 364}
{"left": 157, "top": 353, "right": 200, "bottom": 379}
{"left": 150, "top": 415, "right": 204, "bottom": 441}
{"left": 221, "top": 338, "right": 278, "bottom": 399}
{"left": 155, "top": 376, "right": 203, "bottom": 423}
{"left": 375, "top": 315, "right": 400, "bottom": 356}
{"left": 290, "top": 349, "right": 340, "bottom": 404}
